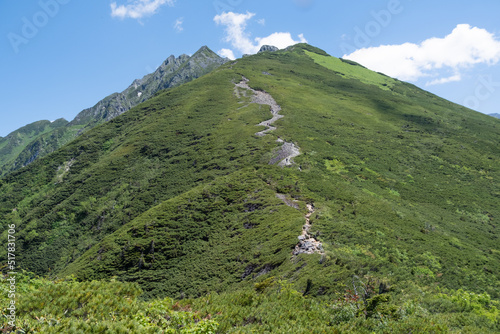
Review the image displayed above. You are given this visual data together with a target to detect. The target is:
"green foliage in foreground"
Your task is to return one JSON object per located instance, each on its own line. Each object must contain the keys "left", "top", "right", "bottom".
{"left": 1, "top": 272, "right": 218, "bottom": 333}
{"left": 1, "top": 273, "right": 499, "bottom": 333}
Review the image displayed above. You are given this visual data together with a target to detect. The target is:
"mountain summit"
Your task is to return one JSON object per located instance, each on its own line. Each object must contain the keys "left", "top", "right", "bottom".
{"left": 258, "top": 45, "right": 279, "bottom": 53}
{"left": 70, "top": 46, "right": 227, "bottom": 127}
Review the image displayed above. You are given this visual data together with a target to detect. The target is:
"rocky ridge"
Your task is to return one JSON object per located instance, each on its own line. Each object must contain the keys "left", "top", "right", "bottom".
{"left": 258, "top": 45, "right": 279, "bottom": 53}
{"left": 71, "top": 46, "right": 228, "bottom": 127}
{"left": 0, "top": 46, "right": 228, "bottom": 176}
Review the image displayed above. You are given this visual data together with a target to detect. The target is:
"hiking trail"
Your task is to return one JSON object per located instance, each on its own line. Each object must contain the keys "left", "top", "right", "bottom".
{"left": 234, "top": 76, "right": 300, "bottom": 166}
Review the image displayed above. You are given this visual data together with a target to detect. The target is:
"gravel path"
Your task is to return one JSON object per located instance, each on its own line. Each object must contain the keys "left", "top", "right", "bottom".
{"left": 234, "top": 76, "right": 300, "bottom": 166}
{"left": 271, "top": 140, "right": 301, "bottom": 167}
{"left": 236, "top": 77, "right": 322, "bottom": 256}
{"left": 274, "top": 194, "right": 324, "bottom": 256}
{"left": 293, "top": 204, "right": 324, "bottom": 255}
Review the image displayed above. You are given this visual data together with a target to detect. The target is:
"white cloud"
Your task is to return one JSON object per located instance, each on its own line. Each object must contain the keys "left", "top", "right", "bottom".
{"left": 111, "top": 0, "right": 175, "bottom": 20}
{"left": 426, "top": 74, "right": 462, "bottom": 86}
{"left": 257, "top": 18, "right": 266, "bottom": 26}
{"left": 214, "top": 12, "right": 257, "bottom": 54}
{"left": 218, "top": 48, "right": 236, "bottom": 60}
{"left": 255, "top": 32, "right": 307, "bottom": 50}
{"left": 174, "top": 17, "right": 183, "bottom": 32}
{"left": 214, "top": 11, "right": 306, "bottom": 57}
{"left": 344, "top": 24, "right": 500, "bottom": 85}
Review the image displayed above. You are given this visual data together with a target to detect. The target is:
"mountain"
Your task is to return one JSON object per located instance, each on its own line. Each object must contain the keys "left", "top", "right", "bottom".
{"left": 69, "top": 46, "right": 228, "bottom": 128}
{"left": 258, "top": 45, "right": 280, "bottom": 53}
{"left": 489, "top": 113, "right": 500, "bottom": 119}
{"left": 0, "top": 119, "right": 69, "bottom": 172}
{"left": 1, "top": 44, "right": 499, "bottom": 332}
{"left": 0, "top": 46, "right": 228, "bottom": 176}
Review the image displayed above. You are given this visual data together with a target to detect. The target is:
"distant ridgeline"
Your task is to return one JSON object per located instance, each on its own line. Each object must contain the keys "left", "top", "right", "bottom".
{"left": 0, "top": 46, "right": 228, "bottom": 176}
{"left": 1, "top": 44, "right": 499, "bottom": 333}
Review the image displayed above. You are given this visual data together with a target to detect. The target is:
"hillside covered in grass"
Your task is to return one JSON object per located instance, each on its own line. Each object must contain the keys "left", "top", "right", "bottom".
{"left": 0, "top": 119, "right": 76, "bottom": 176}
{"left": 1, "top": 44, "right": 499, "bottom": 332}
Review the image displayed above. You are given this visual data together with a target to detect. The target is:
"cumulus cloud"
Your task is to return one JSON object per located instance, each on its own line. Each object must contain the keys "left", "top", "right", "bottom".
{"left": 218, "top": 48, "right": 236, "bottom": 60}
{"left": 111, "top": 0, "right": 175, "bottom": 20}
{"left": 174, "top": 17, "right": 183, "bottom": 32}
{"left": 214, "top": 11, "right": 307, "bottom": 56}
{"left": 343, "top": 24, "right": 500, "bottom": 85}
{"left": 214, "top": 12, "right": 257, "bottom": 54}
{"left": 255, "top": 32, "right": 307, "bottom": 50}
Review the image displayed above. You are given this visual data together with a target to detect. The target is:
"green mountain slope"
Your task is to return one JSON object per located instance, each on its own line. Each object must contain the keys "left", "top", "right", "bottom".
{"left": 0, "top": 46, "right": 227, "bottom": 177}
{"left": 1, "top": 44, "right": 499, "bottom": 332}
{"left": 0, "top": 119, "right": 70, "bottom": 174}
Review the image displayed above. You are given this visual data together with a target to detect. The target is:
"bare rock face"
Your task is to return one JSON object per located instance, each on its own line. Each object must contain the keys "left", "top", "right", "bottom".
{"left": 258, "top": 45, "right": 279, "bottom": 53}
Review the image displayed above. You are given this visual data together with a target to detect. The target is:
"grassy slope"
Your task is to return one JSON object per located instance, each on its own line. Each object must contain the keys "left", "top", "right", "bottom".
{"left": 61, "top": 170, "right": 305, "bottom": 299}
{"left": 304, "top": 50, "right": 395, "bottom": 90}
{"left": 0, "top": 119, "right": 74, "bottom": 175}
{"left": 3, "top": 124, "right": 85, "bottom": 175}
{"left": 0, "top": 67, "right": 278, "bottom": 274}
{"left": 245, "top": 44, "right": 499, "bottom": 292}
{"left": 0, "top": 44, "right": 499, "bottom": 332}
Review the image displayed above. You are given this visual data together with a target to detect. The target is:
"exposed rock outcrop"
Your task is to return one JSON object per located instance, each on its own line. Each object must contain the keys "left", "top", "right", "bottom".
{"left": 258, "top": 45, "right": 279, "bottom": 53}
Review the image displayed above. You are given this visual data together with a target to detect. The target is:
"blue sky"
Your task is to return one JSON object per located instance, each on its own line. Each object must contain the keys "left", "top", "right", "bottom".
{"left": 1, "top": 0, "right": 500, "bottom": 136}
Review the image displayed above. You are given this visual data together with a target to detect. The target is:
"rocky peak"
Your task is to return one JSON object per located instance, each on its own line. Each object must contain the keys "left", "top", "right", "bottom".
{"left": 195, "top": 45, "right": 210, "bottom": 53}
{"left": 70, "top": 46, "right": 227, "bottom": 127}
{"left": 258, "top": 45, "right": 279, "bottom": 53}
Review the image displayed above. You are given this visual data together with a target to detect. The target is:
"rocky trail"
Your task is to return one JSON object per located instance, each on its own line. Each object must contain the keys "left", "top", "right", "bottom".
{"left": 293, "top": 204, "right": 324, "bottom": 255}
{"left": 235, "top": 76, "right": 323, "bottom": 255}
{"left": 275, "top": 194, "right": 324, "bottom": 256}
{"left": 234, "top": 77, "right": 300, "bottom": 166}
